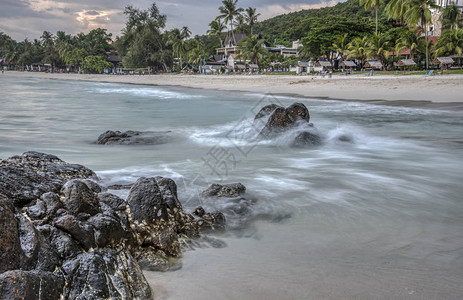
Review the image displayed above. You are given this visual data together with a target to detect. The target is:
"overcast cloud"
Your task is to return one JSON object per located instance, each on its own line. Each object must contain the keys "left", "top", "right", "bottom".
{"left": 0, "top": 0, "right": 340, "bottom": 41}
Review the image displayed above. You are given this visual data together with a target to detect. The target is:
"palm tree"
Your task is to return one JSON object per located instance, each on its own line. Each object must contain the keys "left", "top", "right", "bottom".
{"left": 360, "top": 0, "right": 384, "bottom": 34}
{"left": 404, "top": 0, "right": 439, "bottom": 69}
{"left": 244, "top": 7, "right": 261, "bottom": 35}
{"left": 348, "top": 36, "right": 370, "bottom": 68}
{"left": 238, "top": 35, "right": 268, "bottom": 66}
{"left": 332, "top": 33, "right": 349, "bottom": 64}
{"left": 367, "top": 33, "right": 391, "bottom": 67}
{"left": 396, "top": 29, "right": 425, "bottom": 59}
{"left": 207, "top": 17, "right": 226, "bottom": 47}
{"left": 434, "top": 28, "right": 463, "bottom": 58}
{"left": 441, "top": 4, "right": 463, "bottom": 30}
{"left": 384, "top": 0, "right": 407, "bottom": 23}
{"left": 233, "top": 14, "right": 248, "bottom": 34}
{"left": 219, "top": 0, "right": 244, "bottom": 46}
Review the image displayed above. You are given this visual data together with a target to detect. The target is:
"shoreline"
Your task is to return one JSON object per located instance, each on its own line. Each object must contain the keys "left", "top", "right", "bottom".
{"left": 5, "top": 71, "right": 463, "bottom": 110}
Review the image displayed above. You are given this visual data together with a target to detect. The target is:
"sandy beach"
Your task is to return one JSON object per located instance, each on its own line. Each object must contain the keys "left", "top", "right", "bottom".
{"left": 5, "top": 71, "right": 463, "bottom": 110}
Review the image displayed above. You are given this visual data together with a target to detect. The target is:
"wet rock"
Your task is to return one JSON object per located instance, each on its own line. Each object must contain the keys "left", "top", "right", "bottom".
{"left": 0, "top": 270, "right": 64, "bottom": 300}
{"left": 259, "top": 103, "right": 310, "bottom": 138}
{"left": 96, "top": 130, "right": 171, "bottom": 145}
{"left": 107, "top": 183, "right": 134, "bottom": 190}
{"left": 54, "top": 214, "right": 96, "bottom": 251}
{"left": 0, "top": 198, "right": 21, "bottom": 273}
{"left": 61, "top": 179, "right": 101, "bottom": 216}
{"left": 201, "top": 183, "right": 256, "bottom": 230}
{"left": 202, "top": 183, "right": 246, "bottom": 198}
{"left": 62, "top": 249, "right": 152, "bottom": 300}
{"left": 254, "top": 104, "right": 281, "bottom": 120}
{"left": 0, "top": 152, "right": 231, "bottom": 299}
{"left": 292, "top": 131, "right": 323, "bottom": 147}
{"left": 89, "top": 213, "right": 133, "bottom": 248}
{"left": 0, "top": 151, "right": 96, "bottom": 206}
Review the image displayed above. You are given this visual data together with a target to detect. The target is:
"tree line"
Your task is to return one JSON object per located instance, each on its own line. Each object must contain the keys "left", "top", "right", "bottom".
{"left": 1, "top": 0, "right": 462, "bottom": 73}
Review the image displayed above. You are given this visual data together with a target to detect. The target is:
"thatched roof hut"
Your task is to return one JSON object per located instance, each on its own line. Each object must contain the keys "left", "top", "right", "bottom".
{"left": 396, "top": 59, "right": 416, "bottom": 67}
{"left": 432, "top": 57, "right": 454, "bottom": 65}
{"left": 365, "top": 61, "right": 383, "bottom": 69}
{"left": 316, "top": 61, "right": 332, "bottom": 67}
{"left": 235, "top": 64, "right": 246, "bottom": 70}
{"left": 340, "top": 60, "right": 356, "bottom": 67}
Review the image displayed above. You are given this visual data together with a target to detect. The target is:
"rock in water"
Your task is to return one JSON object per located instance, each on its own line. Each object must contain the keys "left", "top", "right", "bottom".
{"left": 0, "top": 152, "right": 230, "bottom": 298}
{"left": 96, "top": 130, "right": 171, "bottom": 145}
{"left": 292, "top": 131, "right": 323, "bottom": 147}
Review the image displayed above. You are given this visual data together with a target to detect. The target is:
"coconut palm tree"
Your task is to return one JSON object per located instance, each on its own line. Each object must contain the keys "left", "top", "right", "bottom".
{"left": 348, "top": 36, "right": 370, "bottom": 68}
{"left": 238, "top": 35, "right": 268, "bottom": 66}
{"left": 367, "top": 33, "right": 391, "bottom": 67}
{"left": 396, "top": 29, "right": 425, "bottom": 59}
{"left": 207, "top": 17, "right": 226, "bottom": 47}
{"left": 244, "top": 7, "right": 261, "bottom": 35}
{"left": 219, "top": 0, "right": 244, "bottom": 46}
{"left": 360, "top": 0, "right": 384, "bottom": 34}
{"left": 434, "top": 28, "right": 463, "bottom": 58}
{"left": 384, "top": 0, "right": 407, "bottom": 23}
{"left": 332, "top": 33, "right": 350, "bottom": 64}
{"left": 404, "top": 0, "right": 439, "bottom": 69}
{"left": 441, "top": 4, "right": 463, "bottom": 30}
{"left": 233, "top": 14, "right": 248, "bottom": 34}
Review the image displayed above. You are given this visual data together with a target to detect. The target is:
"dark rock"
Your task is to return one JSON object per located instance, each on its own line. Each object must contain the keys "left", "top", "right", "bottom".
{"left": 0, "top": 198, "right": 22, "bottom": 273}
{"left": 18, "top": 214, "right": 41, "bottom": 270}
{"left": 96, "top": 130, "right": 171, "bottom": 145}
{"left": 61, "top": 179, "right": 101, "bottom": 216}
{"left": 292, "top": 131, "right": 323, "bottom": 147}
{"left": 44, "top": 225, "right": 83, "bottom": 259}
{"left": 54, "top": 214, "right": 96, "bottom": 251}
{"left": 0, "top": 270, "right": 64, "bottom": 300}
{"left": 89, "top": 213, "right": 133, "bottom": 248}
{"left": 286, "top": 102, "right": 310, "bottom": 122}
{"left": 62, "top": 248, "right": 152, "bottom": 300}
{"left": 0, "top": 151, "right": 96, "bottom": 206}
{"left": 202, "top": 183, "right": 246, "bottom": 198}
{"left": 259, "top": 103, "right": 311, "bottom": 137}
{"left": 98, "top": 192, "right": 126, "bottom": 211}
{"left": 107, "top": 183, "right": 134, "bottom": 190}
{"left": 127, "top": 176, "right": 182, "bottom": 225}
{"left": 254, "top": 104, "right": 280, "bottom": 120}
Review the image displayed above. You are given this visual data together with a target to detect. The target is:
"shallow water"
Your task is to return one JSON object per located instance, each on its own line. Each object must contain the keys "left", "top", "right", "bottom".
{"left": 1, "top": 76, "right": 463, "bottom": 299}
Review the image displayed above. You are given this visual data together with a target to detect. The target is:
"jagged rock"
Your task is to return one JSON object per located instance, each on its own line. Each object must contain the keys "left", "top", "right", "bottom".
{"left": 259, "top": 103, "right": 311, "bottom": 137}
{"left": 202, "top": 183, "right": 246, "bottom": 198}
{"left": 292, "top": 131, "right": 323, "bottom": 147}
{"left": 254, "top": 104, "right": 281, "bottom": 120}
{"left": 61, "top": 179, "right": 101, "bottom": 216}
{"left": 89, "top": 213, "right": 133, "bottom": 248}
{"left": 107, "top": 183, "right": 134, "bottom": 190}
{"left": 0, "top": 270, "right": 64, "bottom": 300}
{"left": 193, "top": 208, "right": 226, "bottom": 232}
{"left": 96, "top": 130, "right": 171, "bottom": 145}
{"left": 62, "top": 249, "right": 152, "bottom": 300}
{"left": 0, "top": 198, "right": 21, "bottom": 273}
{"left": 54, "top": 214, "right": 96, "bottom": 251}
{"left": 0, "top": 151, "right": 96, "bottom": 206}
{"left": 201, "top": 183, "right": 256, "bottom": 230}
{"left": 0, "top": 152, "right": 230, "bottom": 299}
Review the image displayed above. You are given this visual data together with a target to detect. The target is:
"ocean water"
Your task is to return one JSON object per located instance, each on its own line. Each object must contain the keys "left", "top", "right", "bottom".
{"left": 1, "top": 75, "right": 463, "bottom": 299}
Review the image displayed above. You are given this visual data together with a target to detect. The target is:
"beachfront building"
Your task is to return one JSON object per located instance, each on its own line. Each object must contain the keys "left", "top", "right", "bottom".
{"left": 430, "top": 0, "right": 463, "bottom": 36}
{"left": 365, "top": 61, "right": 383, "bottom": 70}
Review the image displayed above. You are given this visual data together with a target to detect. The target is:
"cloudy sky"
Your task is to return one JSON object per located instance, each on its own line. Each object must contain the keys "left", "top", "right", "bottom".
{"left": 0, "top": 0, "right": 340, "bottom": 41}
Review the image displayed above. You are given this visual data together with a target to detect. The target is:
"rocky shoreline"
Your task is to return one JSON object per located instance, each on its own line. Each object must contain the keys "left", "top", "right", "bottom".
{"left": 0, "top": 103, "right": 325, "bottom": 299}
{"left": 0, "top": 152, "right": 250, "bottom": 299}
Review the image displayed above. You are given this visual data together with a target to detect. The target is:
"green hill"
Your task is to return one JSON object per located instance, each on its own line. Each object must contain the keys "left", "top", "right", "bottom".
{"left": 253, "top": 0, "right": 392, "bottom": 47}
